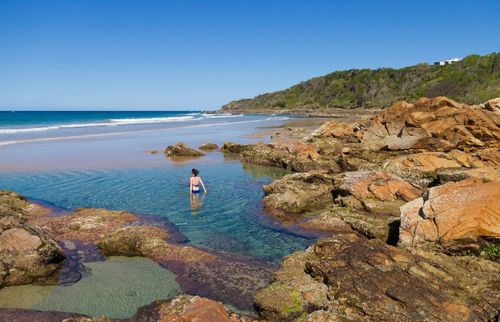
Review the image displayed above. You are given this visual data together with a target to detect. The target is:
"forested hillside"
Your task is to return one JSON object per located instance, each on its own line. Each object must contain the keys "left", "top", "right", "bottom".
{"left": 222, "top": 53, "right": 500, "bottom": 111}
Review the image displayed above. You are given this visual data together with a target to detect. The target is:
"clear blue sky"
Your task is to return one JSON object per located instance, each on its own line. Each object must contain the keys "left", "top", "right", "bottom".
{"left": 0, "top": 0, "right": 498, "bottom": 110}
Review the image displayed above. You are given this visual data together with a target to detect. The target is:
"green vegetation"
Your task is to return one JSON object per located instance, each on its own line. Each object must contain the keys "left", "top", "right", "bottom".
{"left": 284, "top": 289, "right": 303, "bottom": 314}
{"left": 222, "top": 53, "right": 500, "bottom": 111}
{"left": 481, "top": 242, "right": 500, "bottom": 261}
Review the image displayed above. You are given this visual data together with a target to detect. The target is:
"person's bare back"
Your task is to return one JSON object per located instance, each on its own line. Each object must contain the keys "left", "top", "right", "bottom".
{"left": 189, "top": 168, "right": 207, "bottom": 194}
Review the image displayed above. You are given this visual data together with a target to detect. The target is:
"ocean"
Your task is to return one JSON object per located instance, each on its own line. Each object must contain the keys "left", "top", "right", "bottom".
{"left": 0, "top": 110, "right": 288, "bottom": 146}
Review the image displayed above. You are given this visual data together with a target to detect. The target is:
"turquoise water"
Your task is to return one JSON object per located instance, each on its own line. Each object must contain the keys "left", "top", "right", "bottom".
{"left": 0, "top": 153, "right": 314, "bottom": 261}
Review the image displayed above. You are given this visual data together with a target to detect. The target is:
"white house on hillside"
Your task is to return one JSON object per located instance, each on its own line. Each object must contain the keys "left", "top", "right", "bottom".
{"left": 434, "top": 57, "right": 463, "bottom": 65}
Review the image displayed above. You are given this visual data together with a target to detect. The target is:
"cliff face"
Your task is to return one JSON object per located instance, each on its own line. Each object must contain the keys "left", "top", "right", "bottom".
{"left": 222, "top": 53, "right": 500, "bottom": 112}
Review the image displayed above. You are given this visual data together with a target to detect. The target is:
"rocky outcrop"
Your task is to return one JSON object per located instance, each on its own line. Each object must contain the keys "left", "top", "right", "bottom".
{"left": 263, "top": 170, "right": 423, "bottom": 242}
{"left": 399, "top": 179, "right": 500, "bottom": 250}
{"left": 0, "top": 191, "right": 65, "bottom": 288}
{"left": 256, "top": 233, "right": 500, "bottom": 321}
{"left": 252, "top": 97, "right": 500, "bottom": 321}
{"left": 198, "top": 143, "right": 219, "bottom": 151}
{"left": 164, "top": 142, "right": 205, "bottom": 157}
{"left": 362, "top": 96, "right": 500, "bottom": 152}
{"left": 222, "top": 141, "right": 330, "bottom": 172}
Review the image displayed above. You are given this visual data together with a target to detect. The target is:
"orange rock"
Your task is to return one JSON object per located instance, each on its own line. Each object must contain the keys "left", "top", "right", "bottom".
{"left": 311, "top": 120, "right": 356, "bottom": 139}
{"left": 383, "top": 150, "right": 489, "bottom": 186}
{"left": 399, "top": 179, "right": 500, "bottom": 247}
{"left": 273, "top": 141, "right": 320, "bottom": 161}
{"left": 0, "top": 228, "right": 42, "bottom": 252}
{"left": 156, "top": 296, "right": 252, "bottom": 322}
{"left": 333, "top": 171, "right": 423, "bottom": 215}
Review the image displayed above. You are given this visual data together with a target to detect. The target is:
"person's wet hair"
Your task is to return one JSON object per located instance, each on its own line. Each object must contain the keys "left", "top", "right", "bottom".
{"left": 192, "top": 168, "right": 199, "bottom": 176}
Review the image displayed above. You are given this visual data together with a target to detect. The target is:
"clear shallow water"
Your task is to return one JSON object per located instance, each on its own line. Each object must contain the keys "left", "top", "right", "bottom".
{"left": 0, "top": 257, "right": 181, "bottom": 318}
{"left": 0, "top": 112, "right": 316, "bottom": 317}
{"left": 0, "top": 154, "right": 314, "bottom": 261}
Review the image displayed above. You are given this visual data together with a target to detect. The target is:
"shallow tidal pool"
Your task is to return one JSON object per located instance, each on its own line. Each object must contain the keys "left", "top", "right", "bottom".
{"left": 0, "top": 257, "right": 181, "bottom": 318}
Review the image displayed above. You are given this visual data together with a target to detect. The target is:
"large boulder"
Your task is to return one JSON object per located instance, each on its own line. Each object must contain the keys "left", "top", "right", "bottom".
{"left": 256, "top": 233, "right": 500, "bottom": 321}
{"left": 263, "top": 172, "right": 335, "bottom": 216}
{"left": 164, "top": 142, "right": 205, "bottom": 157}
{"left": 133, "top": 295, "right": 253, "bottom": 322}
{"left": 399, "top": 179, "right": 500, "bottom": 249}
{"left": 362, "top": 97, "right": 500, "bottom": 151}
{"left": 0, "top": 191, "right": 65, "bottom": 287}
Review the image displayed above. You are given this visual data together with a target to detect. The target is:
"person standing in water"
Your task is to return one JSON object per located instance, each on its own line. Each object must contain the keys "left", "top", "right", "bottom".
{"left": 190, "top": 168, "right": 207, "bottom": 195}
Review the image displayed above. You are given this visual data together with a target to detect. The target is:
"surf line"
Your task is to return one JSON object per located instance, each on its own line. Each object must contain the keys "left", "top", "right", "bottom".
{"left": 0, "top": 117, "right": 288, "bottom": 147}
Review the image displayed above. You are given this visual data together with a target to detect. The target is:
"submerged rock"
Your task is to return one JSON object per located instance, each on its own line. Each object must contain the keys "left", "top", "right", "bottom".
{"left": 220, "top": 141, "right": 254, "bottom": 154}
{"left": 399, "top": 179, "right": 500, "bottom": 249}
{"left": 164, "top": 142, "right": 205, "bottom": 157}
{"left": 198, "top": 143, "right": 219, "bottom": 151}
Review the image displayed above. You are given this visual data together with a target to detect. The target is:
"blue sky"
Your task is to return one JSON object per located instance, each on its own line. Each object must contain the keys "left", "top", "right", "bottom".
{"left": 0, "top": 0, "right": 498, "bottom": 110}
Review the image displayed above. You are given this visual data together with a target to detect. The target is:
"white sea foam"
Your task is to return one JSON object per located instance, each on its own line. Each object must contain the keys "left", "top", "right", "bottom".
{"left": 201, "top": 114, "right": 243, "bottom": 118}
{"left": 109, "top": 116, "right": 196, "bottom": 124}
{"left": 0, "top": 116, "right": 198, "bottom": 134}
